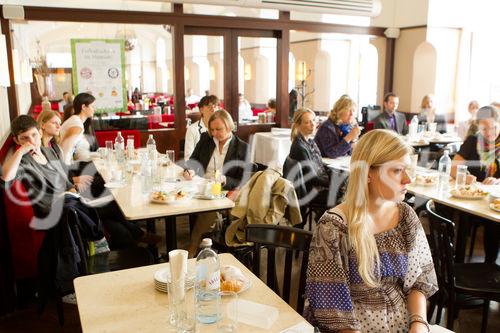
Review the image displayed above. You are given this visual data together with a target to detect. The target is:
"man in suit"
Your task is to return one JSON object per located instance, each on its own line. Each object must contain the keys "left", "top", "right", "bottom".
{"left": 373, "top": 92, "right": 408, "bottom": 135}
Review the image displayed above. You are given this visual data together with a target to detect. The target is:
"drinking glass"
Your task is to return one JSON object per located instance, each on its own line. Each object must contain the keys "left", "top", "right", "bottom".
{"left": 170, "top": 279, "right": 196, "bottom": 333}
{"left": 428, "top": 122, "right": 437, "bottom": 134}
{"left": 409, "top": 154, "right": 418, "bottom": 180}
{"left": 217, "top": 291, "right": 238, "bottom": 333}
{"left": 455, "top": 165, "right": 468, "bottom": 189}
{"left": 105, "top": 140, "right": 114, "bottom": 162}
{"left": 165, "top": 150, "right": 176, "bottom": 181}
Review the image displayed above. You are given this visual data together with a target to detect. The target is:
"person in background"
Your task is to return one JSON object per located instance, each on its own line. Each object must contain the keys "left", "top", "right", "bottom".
{"left": 418, "top": 94, "right": 436, "bottom": 124}
{"left": 452, "top": 105, "right": 500, "bottom": 264}
{"left": 204, "top": 90, "right": 210, "bottom": 97}
{"left": 131, "top": 87, "right": 141, "bottom": 104}
{"left": 238, "top": 93, "right": 253, "bottom": 123}
{"left": 41, "top": 96, "right": 51, "bottom": 112}
{"left": 289, "top": 89, "right": 298, "bottom": 121}
{"left": 373, "top": 92, "right": 408, "bottom": 135}
{"left": 186, "top": 88, "right": 200, "bottom": 105}
{"left": 184, "top": 95, "right": 219, "bottom": 160}
{"left": 59, "top": 92, "right": 98, "bottom": 164}
{"left": 266, "top": 98, "right": 276, "bottom": 114}
{"left": 182, "top": 109, "right": 251, "bottom": 257}
{"left": 305, "top": 129, "right": 437, "bottom": 333}
{"left": 289, "top": 108, "right": 331, "bottom": 206}
{"left": 314, "top": 95, "right": 361, "bottom": 158}
{"left": 59, "top": 91, "right": 73, "bottom": 113}
{"left": 457, "top": 100, "right": 479, "bottom": 139}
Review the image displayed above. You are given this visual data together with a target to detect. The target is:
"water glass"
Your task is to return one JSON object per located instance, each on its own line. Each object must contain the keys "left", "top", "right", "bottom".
{"left": 428, "top": 122, "right": 437, "bottom": 134}
{"left": 105, "top": 140, "right": 114, "bottom": 162}
{"left": 417, "top": 124, "right": 426, "bottom": 134}
{"left": 217, "top": 291, "right": 238, "bottom": 333}
{"left": 170, "top": 279, "right": 196, "bottom": 333}
{"left": 409, "top": 154, "right": 418, "bottom": 180}
{"left": 456, "top": 165, "right": 468, "bottom": 189}
{"left": 127, "top": 135, "right": 135, "bottom": 147}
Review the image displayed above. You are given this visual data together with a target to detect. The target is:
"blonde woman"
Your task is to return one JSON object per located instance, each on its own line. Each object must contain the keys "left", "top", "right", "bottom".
{"left": 314, "top": 95, "right": 361, "bottom": 158}
{"left": 419, "top": 94, "right": 436, "bottom": 124}
{"left": 305, "top": 129, "right": 437, "bottom": 333}
{"left": 289, "top": 108, "right": 331, "bottom": 204}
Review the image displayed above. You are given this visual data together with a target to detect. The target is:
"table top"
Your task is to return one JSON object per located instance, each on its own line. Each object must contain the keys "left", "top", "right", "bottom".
{"left": 94, "top": 159, "right": 235, "bottom": 221}
{"left": 323, "top": 156, "right": 500, "bottom": 223}
{"left": 74, "top": 253, "right": 313, "bottom": 333}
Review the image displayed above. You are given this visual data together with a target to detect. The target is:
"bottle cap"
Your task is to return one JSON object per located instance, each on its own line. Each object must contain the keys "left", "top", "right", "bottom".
{"left": 200, "top": 238, "right": 212, "bottom": 248}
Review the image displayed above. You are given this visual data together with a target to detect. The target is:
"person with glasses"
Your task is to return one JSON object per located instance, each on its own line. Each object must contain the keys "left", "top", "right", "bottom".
{"left": 452, "top": 105, "right": 500, "bottom": 264}
{"left": 305, "top": 129, "right": 437, "bottom": 333}
{"left": 184, "top": 95, "right": 219, "bottom": 160}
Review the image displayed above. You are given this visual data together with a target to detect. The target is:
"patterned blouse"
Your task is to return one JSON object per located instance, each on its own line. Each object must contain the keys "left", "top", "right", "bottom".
{"left": 305, "top": 202, "right": 437, "bottom": 332}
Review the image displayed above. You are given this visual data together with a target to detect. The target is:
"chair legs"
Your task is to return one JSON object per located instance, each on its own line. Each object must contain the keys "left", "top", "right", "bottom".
{"left": 446, "top": 298, "right": 456, "bottom": 330}
{"left": 480, "top": 300, "right": 490, "bottom": 333}
{"left": 468, "top": 224, "right": 478, "bottom": 261}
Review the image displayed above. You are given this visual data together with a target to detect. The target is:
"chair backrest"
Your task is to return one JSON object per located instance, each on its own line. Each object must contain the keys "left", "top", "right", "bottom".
{"left": 426, "top": 200, "right": 456, "bottom": 293}
{"left": 245, "top": 224, "right": 313, "bottom": 314}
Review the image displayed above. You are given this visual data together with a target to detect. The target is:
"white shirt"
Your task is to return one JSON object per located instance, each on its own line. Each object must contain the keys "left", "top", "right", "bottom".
{"left": 60, "top": 115, "right": 91, "bottom": 164}
{"left": 238, "top": 100, "right": 253, "bottom": 123}
{"left": 205, "top": 135, "right": 232, "bottom": 180}
{"left": 186, "top": 94, "right": 200, "bottom": 105}
{"left": 184, "top": 119, "right": 208, "bottom": 160}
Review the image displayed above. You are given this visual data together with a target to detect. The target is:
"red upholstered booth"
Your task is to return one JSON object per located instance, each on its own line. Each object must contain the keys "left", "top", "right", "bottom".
{"left": 252, "top": 108, "right": 266, "bottom": 116}
{"left": 147, "top": 114, "right": 175, "bottom": 129}
{"left": 95, "top": 129, "right": 142, "bottom": 148}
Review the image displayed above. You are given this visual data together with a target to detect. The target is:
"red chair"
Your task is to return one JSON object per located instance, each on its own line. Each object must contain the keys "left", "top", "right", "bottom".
{"left": 252, "top": 108, "right": 266, "bottom": 117}
{"left": 147, "top": 114, "right": 175, "bottom": 129}
{"left": 95, "top": 130, "right": 141, "bottom": 148}
{"left": 50, "top": 102, "right": 59, "bottom": 111}
{"left": 33, "top": 105, "right": 43, "bottom": 113}
{"left": 187, "top": 103, "right": 198, "bottom": 110}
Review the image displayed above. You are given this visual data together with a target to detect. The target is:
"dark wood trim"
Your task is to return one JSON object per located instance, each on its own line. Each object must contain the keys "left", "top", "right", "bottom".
{"left": 173, "top": 3, "right": 183, "bottom": 14}
{"left": 22, "top": 6, "right": 385, "bottom": 36}
{"left": 384, "top": 38, "right": 395, "bottom": 94}
{"left": 1, "top": 17, "right": 18, "bottom": 121}
{"left": 172, "top": 23, "right": 186, "bottom": 133}
{"left": 277, "top": 11, "right": 290, "bottom": 128}
{"left": 228, "top": 30, "right": 239, "bottom": 121}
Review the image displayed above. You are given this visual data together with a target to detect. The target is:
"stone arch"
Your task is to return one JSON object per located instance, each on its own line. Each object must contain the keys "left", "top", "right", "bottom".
{"left": 411, "top": 42, "right": 437, "bottom": 112}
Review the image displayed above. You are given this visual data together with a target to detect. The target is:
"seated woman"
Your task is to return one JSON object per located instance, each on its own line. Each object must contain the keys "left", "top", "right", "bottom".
{"left": 314, "top": 95, "right": 361, "bottom": 158}
{"left": 305, "top": 129, "right": 438, "bottom": 333}
{"left": 60, "top": 92, "right": 98, "bottom": 165}
{"left": 452, "top": 105, "right": 499, "bottom": 263}
{"left": 289, "top": 109, "right": 332, "bottom": 205}
{"left": 418, "top": 94, "right": 436, "bottom": 124}
{"left": 38, "top": 110, "right": 144, "bottom": 249}
{"left": 266, "top": 98, "right": 276, "bottom": 114}
{"left": 183, "top": 109, "right": 251, "bottom": 256}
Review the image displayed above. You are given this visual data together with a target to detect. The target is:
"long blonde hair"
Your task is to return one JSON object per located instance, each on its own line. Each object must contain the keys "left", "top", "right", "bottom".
{"left": 329, "top": 95, "right": 355, "bottom": 124}
{"left": 37, "top": 110, "right": 61, "bottom": 146}
{"left": 344, "top": 129, "right": 413, "bottom": 287}
{"left": 291, "top": 108, "right": 315, "bottom": 140}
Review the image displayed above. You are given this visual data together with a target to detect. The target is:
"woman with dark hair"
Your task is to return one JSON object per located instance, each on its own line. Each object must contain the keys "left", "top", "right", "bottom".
{"left": 60, "top": 92, "right": 98, "bottom": 164}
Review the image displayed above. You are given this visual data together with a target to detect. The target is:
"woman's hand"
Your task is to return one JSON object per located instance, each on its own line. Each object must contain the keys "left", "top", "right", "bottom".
{"left": 483, "top": 177, "right": 500, "bottom": 185}
{"left": 73, "top": 175, "right": 94, "bottom": 192}
{"left": 344, "top": 126, "right": 361, "bottom": 142}
{"left": 409, "top": 322, "right": 429, "bottom": 333}
{"left": 182, "top": 169, "right": 195, "bottom": 180}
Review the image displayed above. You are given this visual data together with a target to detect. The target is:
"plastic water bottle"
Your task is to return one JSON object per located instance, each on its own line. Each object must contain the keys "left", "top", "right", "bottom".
{"left": 195, "top": 238, "right": 220, "bottom": 324}
{"left": 114, "top": 131, "right": 125, "bottom": 163}
{"left": 409, "top": 115, "right": 419, "bottom": 139}
{"left": 146, "top": 134, "right": 157, "bottom": 162}
{"left": 438, "top": 150, "right": 452, "bottom": 192}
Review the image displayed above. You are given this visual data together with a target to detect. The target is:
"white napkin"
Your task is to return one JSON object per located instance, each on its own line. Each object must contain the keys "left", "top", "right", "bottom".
{"left": 169, "top": 249, "right": 188, "bottom": 300}
{"left": 279, "top": 322, "right": 314, "bottom": 333}
{"left": 430, "top": 325, "right": 454, "bottom": 333}
{"left": 229, "top": 299, "right": 279, "bottom": 330}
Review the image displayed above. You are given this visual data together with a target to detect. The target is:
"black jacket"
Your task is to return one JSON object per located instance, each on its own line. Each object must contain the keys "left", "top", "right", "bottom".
{"left": 186, "top": 133, "right": 251, "bottom": 190}
{"left": 289, "top": 135, "right": 330, "bottom": 189}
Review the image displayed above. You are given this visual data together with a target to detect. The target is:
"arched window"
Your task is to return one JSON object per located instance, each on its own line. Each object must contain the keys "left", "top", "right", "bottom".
{"left": 358, "top": 43, "right": 378, "bottom": 109}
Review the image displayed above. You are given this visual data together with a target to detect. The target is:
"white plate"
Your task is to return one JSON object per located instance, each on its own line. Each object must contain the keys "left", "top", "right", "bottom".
{"left": 489, "top": 203, "right": 500, "bottom": 212}
{"left": 104, "top": 181, "right": 126, "bottom": 189}
{"left": 154, "top": 267, "right": 195, "bottom": 288}
{"left": 450, "top": 190, "right": 488, "bottom": 200}
{"left": 150, "top": 196, "right": 191, "bottom": 205}
{"left": 193, "top": 193, "right": 226, "bottom": 200}
{"left": 414, "top": 180, "right": 437, "bottom": 187}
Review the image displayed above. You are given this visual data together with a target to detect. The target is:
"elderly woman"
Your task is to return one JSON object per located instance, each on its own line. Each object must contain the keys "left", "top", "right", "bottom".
{"left": 59, "top": 92, "right": 98, "bottom": 164}
{"left": 452, "top": 105, "right": 500, "bottom": 263}
{"left": 183, "top": 109, "right": 251, "bottom": 256}
{"left": 305, "top": 129, "right": 437, "bottom": 333}
{"left": 184, "top": 94, "right": 219, "bottom": 160}
{"left": 314, "top": 95, "right": 361, "bottom": 158}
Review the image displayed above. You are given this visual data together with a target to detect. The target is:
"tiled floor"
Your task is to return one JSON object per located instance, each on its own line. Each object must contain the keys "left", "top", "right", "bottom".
{"left": 0, "top": 215, "right": 498, "bottom": 332}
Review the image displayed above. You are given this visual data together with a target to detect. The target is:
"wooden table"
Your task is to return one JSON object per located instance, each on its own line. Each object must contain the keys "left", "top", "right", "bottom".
{"left": 74, "top": 253, "right": 314, "bottom": 333}
{"left": 93, "top": 159, "right": 235, "bottom": 253}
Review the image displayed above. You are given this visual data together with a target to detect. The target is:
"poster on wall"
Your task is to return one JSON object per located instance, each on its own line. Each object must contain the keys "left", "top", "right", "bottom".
{"left": 71, "top": 39, "right": 126, "bottom": 113}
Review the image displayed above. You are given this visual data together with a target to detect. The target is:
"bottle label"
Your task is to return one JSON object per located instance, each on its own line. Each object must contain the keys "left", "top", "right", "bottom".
{"left": 206, "top": 269, "right": 220, "bottom": 291}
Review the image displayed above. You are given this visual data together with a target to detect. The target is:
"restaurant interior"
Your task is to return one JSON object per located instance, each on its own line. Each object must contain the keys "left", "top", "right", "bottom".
{"left": 0, "top": 0, "right": 499, "bottom": 332}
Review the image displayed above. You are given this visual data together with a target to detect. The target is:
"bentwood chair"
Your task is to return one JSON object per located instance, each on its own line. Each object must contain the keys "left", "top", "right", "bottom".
{"left": 245, "top": 224, "right": 313, "bottom": 314}
{"left": 426, "top": 200, "right": 500, "bottom": 332}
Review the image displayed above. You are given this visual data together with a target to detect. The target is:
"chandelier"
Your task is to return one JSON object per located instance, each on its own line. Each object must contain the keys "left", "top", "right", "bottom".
{"left": 31, "top": 40, "right": 49, "bottom": 77}
{"left": 116, "top": 26, "right": 138, "bottom": 52}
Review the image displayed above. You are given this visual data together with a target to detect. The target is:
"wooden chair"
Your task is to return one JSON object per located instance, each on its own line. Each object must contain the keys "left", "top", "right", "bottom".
{"left": 426, "top": 200, "right": 500, "bottom": 332}
{"left": 245, "top": 224, "right": 313, "bottom": 314}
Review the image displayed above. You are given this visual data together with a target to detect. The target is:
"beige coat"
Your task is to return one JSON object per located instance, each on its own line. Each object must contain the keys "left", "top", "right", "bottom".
{"left": 225, "top": 168, "right": 302, "bottom": 247}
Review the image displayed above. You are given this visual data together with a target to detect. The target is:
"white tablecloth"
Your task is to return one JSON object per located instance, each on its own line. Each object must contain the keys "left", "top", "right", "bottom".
{"left": 250, "top": 131, "right": 292, "bottom": 171}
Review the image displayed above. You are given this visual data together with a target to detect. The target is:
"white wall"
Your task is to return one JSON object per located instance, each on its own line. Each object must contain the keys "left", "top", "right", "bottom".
{"left": 372, "top": 0, "right": 429, "bottom": 28}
